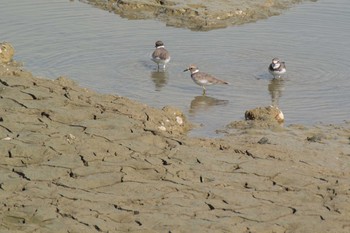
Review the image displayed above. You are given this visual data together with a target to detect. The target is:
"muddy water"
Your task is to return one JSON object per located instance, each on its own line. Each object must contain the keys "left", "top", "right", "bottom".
{"left": 1, "top": 0, "right": 350, "bottom": 137}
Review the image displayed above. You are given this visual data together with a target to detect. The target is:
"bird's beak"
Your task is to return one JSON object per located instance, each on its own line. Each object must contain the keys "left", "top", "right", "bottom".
{"left": 183, "top": 68, "right": 189, "bottom": 72}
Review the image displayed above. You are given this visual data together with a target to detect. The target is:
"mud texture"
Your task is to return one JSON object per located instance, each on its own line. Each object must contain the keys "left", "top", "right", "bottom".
{"left": 245, "top": 105, "right": 284, "bottom": 123}
{"left": 80, "top": 0, "right": 314, "bottom": 31}
{"left": 0, "top": 42, "right": 15, "bottom": 63}
{"left": 1, "top": 47, "right": 350, "bottom": 232}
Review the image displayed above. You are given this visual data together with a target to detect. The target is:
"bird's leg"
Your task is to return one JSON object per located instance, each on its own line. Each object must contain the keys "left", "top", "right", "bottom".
{"left": 202, "top": 86, "right": 206, "bottom": 95}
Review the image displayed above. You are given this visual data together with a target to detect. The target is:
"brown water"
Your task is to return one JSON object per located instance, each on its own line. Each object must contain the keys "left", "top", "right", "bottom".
{"left": 1, "top": 0, "right": 350, "bottom": 137}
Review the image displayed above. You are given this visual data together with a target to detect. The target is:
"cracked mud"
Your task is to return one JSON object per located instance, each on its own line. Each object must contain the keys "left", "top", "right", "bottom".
{"left": 0, "top": 60, "right": 350, "bottom": 232}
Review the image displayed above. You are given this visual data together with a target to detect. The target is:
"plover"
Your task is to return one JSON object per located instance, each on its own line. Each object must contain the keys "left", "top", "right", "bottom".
{"left": 268, "top": 58, "right": 286, "bottom": 77}
{"left": 151, "top": 40, "right": 170, "bottom": 71}
{"left": 184, "top": 65, "right": 229, "bottom": 95}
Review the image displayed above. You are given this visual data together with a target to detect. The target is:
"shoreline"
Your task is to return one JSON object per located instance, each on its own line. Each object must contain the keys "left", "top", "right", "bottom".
{"left": 1, "top": 56, "right": 349, "bottom": 232}
{"left": 81, "top": 0, "right": 313, "bottom": 31}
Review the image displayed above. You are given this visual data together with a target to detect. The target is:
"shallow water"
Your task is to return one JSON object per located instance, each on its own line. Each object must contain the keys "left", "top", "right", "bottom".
{"left": 1, "top": 0, "right": 350, "bottom": 137}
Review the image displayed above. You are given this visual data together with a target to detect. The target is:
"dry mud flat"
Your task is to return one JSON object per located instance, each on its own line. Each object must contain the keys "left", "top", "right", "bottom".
{"left": 0, "top": 59, "right": 350, "bottom": 232}
{"left": 82, "top": 0, "right": 313, "bottom": 30}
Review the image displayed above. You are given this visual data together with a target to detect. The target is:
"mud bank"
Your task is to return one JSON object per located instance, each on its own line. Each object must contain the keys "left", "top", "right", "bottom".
{"left": 81, "top": 0, "right": 315, "bottom": 31}
{"left": 1, "top": 55, "right": 350, "bottom": 232}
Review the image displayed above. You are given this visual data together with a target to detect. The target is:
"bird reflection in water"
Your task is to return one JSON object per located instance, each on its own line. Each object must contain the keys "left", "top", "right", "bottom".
{"left": 150, "top": 71, "right": 169, "bottom": 91}
{"left": 268, "top": 77, "right": 285, "bottom": 107}
{"left": 189, "top": 95, "right": 229, "bottom": 115}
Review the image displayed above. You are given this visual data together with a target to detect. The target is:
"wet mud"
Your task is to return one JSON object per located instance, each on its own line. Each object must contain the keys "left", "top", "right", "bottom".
{"left": 81, "top": 0, "right": 314, "bottom": 31}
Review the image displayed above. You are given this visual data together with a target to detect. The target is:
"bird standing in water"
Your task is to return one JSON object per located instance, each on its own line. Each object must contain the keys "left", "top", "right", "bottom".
{"left": 151, "top": 40, "right": 170, "bottom": 71}
{"left": 184, "top": 64, "right": 229, "bottom": 95}
{"left": 268, "top": 58, "right": 286, "bottom": 77}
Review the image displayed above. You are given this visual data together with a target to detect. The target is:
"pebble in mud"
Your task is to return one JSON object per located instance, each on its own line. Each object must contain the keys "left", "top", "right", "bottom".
{"left": 258, "top": 137, "right": 270, "bottom": 144}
